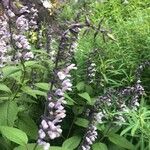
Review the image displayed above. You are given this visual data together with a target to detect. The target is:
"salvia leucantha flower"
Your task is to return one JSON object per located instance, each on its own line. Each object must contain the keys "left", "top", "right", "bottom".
{"left": 0, "top": 3, "right": 38, "bottom": 72}
{"left": 86, "top": 49, "right": 97, "bottom": 84}
{"left": 16, "top": 15, "right": 29, "bottom": 32}
{"left": 78, "top": 109, "right": 98, "bottom": 150}
{"left": 45, "top": 24, "right": 52, "bottom": 54}
{"left": 87, "top": 62, "right": 96, "bottom": 83}
{"left": 94, "top": 75, "right": 145, "bottom": 125}
{"left": 0, "top": 14, "right": 11, "bottom": 68}
{"left": 37, "top": 64, "right": 77, "bottom": 150}
{"left": 56, "top": 18, "right": 95, "bottom": 66}
{"left": 80, "top": 124, "right": 98, "bottom": 150}
{"left": 37, "top": 28, "right": 43, "bottom": 49}
{"left": 135, "top": 61, "right": 150, "bottom": 81}
{"left": 57, "top": 23, "right": 85, "bottom": 65}
{"left": 1, "top": 3, "right": 38, "bottom": 64}
{"left": 17, "top": 5, "right": 38, "bottom": 30}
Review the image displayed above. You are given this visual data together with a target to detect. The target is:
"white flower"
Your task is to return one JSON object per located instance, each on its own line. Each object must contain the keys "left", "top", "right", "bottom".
{"left": 55, "top": 89, "right": 64, "bottom": 96}
{"left": 48, "top": 121, "right": 56, "bottom": 130}
{"left": 91, "top": 63, "right": 96, "bottom": 67}
{"left": 41, "top": 120, "right": 49, "bottom": 129}
{"left": 16, "top": 15, "right": 29, "bottom": 31}
{"left": 56, "top": 128, "right": 62, "bottom": 134}
{"left": 96, "top": 112, "right": 104, "bottom": 124}
{"left": 66, "top": 64, "right": 77, "bottom": 72}
{"left": 38, "top": 129, "right": 46, "bottom": 139}
{"left": 123, "top": 0, "right": 129, "bottom": 4}
{"left": 43, "top": 143, "right": 50, "bottom": 150}
{"left": 48, "top": 102, "right": 55, "bottom": 108}
{"left": 134, "top": 101, "right": 139, "bottom": 107}
{"left": 42, "top": 0, "right": 52, "bottom": 9}
{"left": 38, "top": 140, "right": 50, "bottom": 150}
{"left": 48, "top": 131, "right": 57, "bottom": 139}
{"left": 57, "top": 112, "right": 66, "bottom": 119}
{"left": 23, "top": 52, "right": 33, "bottom": 60}
{"left": 16, "top": 42, "right": 22, "bottom": 48}
{"left": 19, "top": 6, "right": 30, "bottom": 13}
{"left": 7, "top": 9, "right": 15, "bottom": 17}
{"left": 86, "top": 137, "right": 92, "bottom": 145}
{"left": 62, "top": 79, "right": 72, "bottom": 87}
{"left": 57, "top": 71, "right": 66, "bottom": 80}
{"left": 82, "top": 146, "right": 87, "bottom": 150}
{"left": 58, "top": 97, "right": 67, "bottom": 104}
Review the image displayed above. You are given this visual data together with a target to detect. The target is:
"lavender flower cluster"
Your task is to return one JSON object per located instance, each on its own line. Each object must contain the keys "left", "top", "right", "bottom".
{"left": 135, "top": 61, "right": 150, "bottom": 80}
{"left": 0, "top": 2, "right": 38, "bottom": 68}
{"left": 79, "top": 104, "right": 102, "bottom": 150}
{"left": 78, "top": 108, "right": 98, "bottom": 150}
{"left": 38, "top": 64, "right": 77, "bottom": 150}
{"left": 87, "top": 62, "right": 96, "bottom": 83}
{"left": 13, "top": 5, "right": 38, "bottom": 60}
{"left": 94, "top": 79, "right": 145, "bottom": 125}
{"left": 0, "top": 14, "right": 11, "bottom": 67}
{"left": 57, "top": 23, "right": 84, "bottom": 65}
{"left": 81, "top": 125, "right": 98, "bottom": 150}
{"left": 86, "top": 50, "right": 97, "bottom": 84}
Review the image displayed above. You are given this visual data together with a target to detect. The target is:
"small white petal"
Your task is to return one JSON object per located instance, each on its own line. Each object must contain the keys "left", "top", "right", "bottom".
{"left": 41, "top": 120, "right": 48, "bottom": 129}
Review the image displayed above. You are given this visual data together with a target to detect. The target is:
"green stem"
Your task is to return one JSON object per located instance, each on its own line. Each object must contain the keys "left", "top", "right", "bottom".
{"left": 11, "top": 59, "right": 26, "bottom": 101}
{"left": 67, "top": 116, "right": 76, "bottom": 139}
{"left": 33, "top": 143, "right": 38, "bottom": 150}
{"left": 99, "top": 121, "right": 113, "bottom": 141}
{"left": 141, "top": 133, "right": 144, "bottom": 150}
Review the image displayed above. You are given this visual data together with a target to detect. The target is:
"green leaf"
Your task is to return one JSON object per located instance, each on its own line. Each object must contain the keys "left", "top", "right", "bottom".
{"left": 50, "top": 146, "right": 67, "bottom": 150}
{"left": 106, "top": 126, "right": 121, "bottom": 134}
{"left": 78, "top": 92, "right": 91, "bottom": 104}
{"left": 0, "top": 84, "right": 11, "bottom": 93}
{"left": 108, "top": 143, "right": 126, "bottom": 150}
{"left": 7, "top": 101, "right": 18, "bottom": 126}
{"left": 0, "top": 97, "right": 9, "bottom": 103}
{"left": 74, "top": 118, "right": 89, "bottom": 128}
{"left": 120, "top": 125, "right": 134, "bottom": 136}
{"left": 64, "top": 93, "right": 75, "bottom": 105}
{"left": 101, "top": 73, "right": 108, "bottom": 84}
{"left": 17, "top": 95, "right": 37, "bottom": 104}
{"left": 34, "top": 82, "right": 50, "bottom": 91}
{"left": 92, "top": 142, "right": 108, "bottom": 150}
{"left": 131, "top": 122, "right": 139, "bottom": 136}
{"left": 14, "top": 143, "right": 42, "bottom": 150}
{"left": 2, "top": 66, "right": 20, "bottom": 77}
{"left": 0, "top": 101, "right": 18, "bottom": 126}
{"left": 76, "top": 82, "right": 85, "bottom": 91}
{"left": 0, "top": 126, "right": 28, "bottom": 146}
{"left": 0, "top": 137, "right": 11, "bottom": 150}
{"left": 32, "top": 90, "right": 47, "bottom": 97}
{"left": 21, "top": 86, "right": 37, "bottom": 98}
{"left": 14, "top": 145, "right": 67, "bottom": 150}
{"left": 30, "top": 64, "right": 46, "bottom": 70}
{"left": 85, "top": 85, "right": 93, "bottom": 95}
{"left": 107, "top": 33, "right": 116, "bottom": 41}
{"left": 8, "top": 71, "right": 22, "bottom": 83}
{"left": 24, "top": 61, "right": 37, "bottom": 67}
{"left": 18, "top": 115, "right": 38, "bottom": 140}
{"left": 62, "top": 136, "right": 81, "bottom": 150}
{"left": 72, "top": 106, "right": 84, "bottom": 115}
{"left": 108, "top": 133, "right": 135, "bottom": 150}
